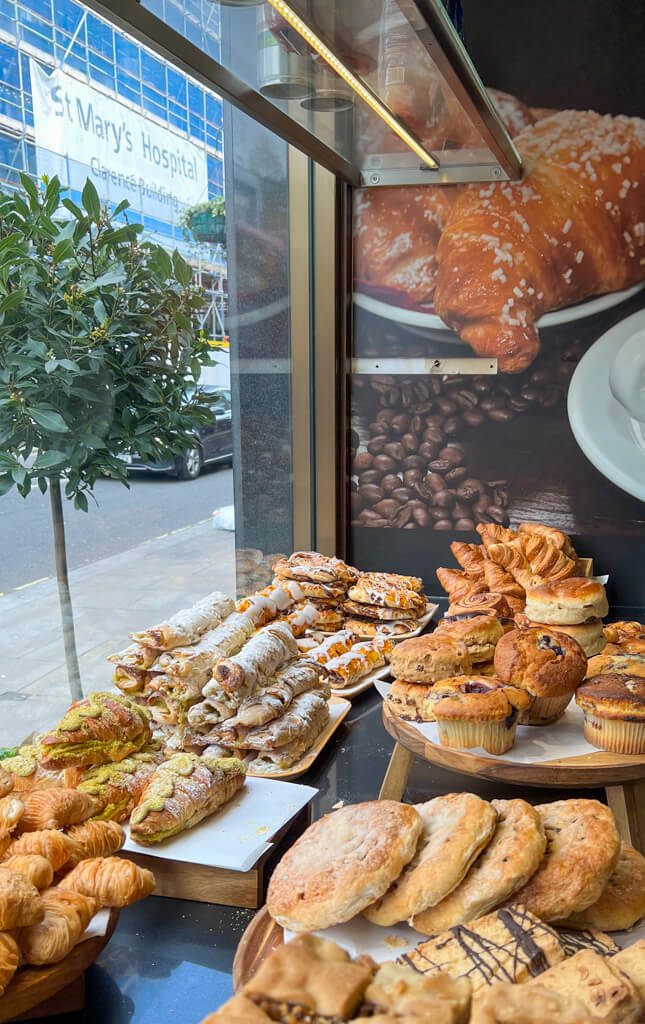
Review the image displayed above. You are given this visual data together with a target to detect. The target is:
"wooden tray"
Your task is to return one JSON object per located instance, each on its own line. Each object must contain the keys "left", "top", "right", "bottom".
{"left": 246, "top": 696, "right": 351, "bottom": 780}
{"left": 382, "top": 702, "right": 645, "bottom": 788}
{"left": 0, "top": 908, "right": 119, "bottom": 1024}
{"left": 232, "top": 905, "right": 283, "bottom": 992}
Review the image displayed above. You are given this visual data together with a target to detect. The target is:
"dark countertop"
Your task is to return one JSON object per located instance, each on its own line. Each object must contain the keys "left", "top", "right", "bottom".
{"left": 25, "top": 603, "right": 643, "bottom": 1024}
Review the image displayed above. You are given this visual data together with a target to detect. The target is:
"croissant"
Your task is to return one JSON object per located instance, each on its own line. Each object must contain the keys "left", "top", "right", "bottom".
{"left": 518, "top": 522, "right": 576, "bottom": 559}
{"left": 2, "top": 745, "right": 65, "bottom": 792}
{"left": 4, "top": 829, "right": 78, "bottom": 872}
{"left": 3, "top": 853, "right": 53, "bottom": 889}
{"left": 521, "top": 535, "right": 576, "bottom": 580}
{"left": 435, "top": 111, "right": 645, "bottom": 372}
{"left": 482, "top": 560, "right": 525, "bottom": 601}
{"left": 65, "top": 820, "right": 125, "bottom": 867}
{"left": 436, "top": 568, "right": 487, "bottom": 602}
{"left": 17, "top": 788, "right": 102, "bottom": 833}
{"left": 511, "top": 569, "right": 548, "bottom": 593}
{"left": 19, "top": 888, "right": 97, "bottom": 965}
{"left": 476, "top": 524, "right": 517, "bottom": 549}
{"left": 59, "top": 856, "right": 155, "bottom": 907}
{"left": 0, "top": 769, "right": 12, "bottom": 799}
{"left": 0, "top": 796, "right": 23, "bottom": 833}
{"left": 0, "top": 832, "right": 10, "bottom": 859}
{"left": 41, "top": 887, "right": 98, "bottom": 932}
{"left": 0, "top": 865, "right": 43, "bottom": 928}
{"left": 450, "top": 542, "right": 486, "bottom": 579}
{"left": 40, "top": 692, "right": 152, "bottom": 770}
{"left": 0, "top": 932, "right": 18, "bottom": 996}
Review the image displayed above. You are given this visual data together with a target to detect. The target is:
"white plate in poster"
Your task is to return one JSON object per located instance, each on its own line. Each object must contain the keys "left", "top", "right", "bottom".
{"left": 122, "top": 776, "right": 316, "bottom": 872}
{"left": 353, "top": 603, "right": 438, "bottom": 642}
{"left": 568, "top": 308, "right": 645, "bottom": 502}
{"left": 354, "top": 283, "right": 645, "bottom": 336}
{"left": 331, "top": 661, "right": 391, "bottom": 699}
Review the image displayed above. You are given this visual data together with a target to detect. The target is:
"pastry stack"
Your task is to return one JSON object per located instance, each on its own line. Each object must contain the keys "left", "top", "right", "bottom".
{"left": 521, "top": 577, "right": 609, "bottom": 657}
{"left": 305, "top": 630, "right": 394, "bottom": 691}
{"left": 344, "top": 571, "right": 429, "bottom": 638}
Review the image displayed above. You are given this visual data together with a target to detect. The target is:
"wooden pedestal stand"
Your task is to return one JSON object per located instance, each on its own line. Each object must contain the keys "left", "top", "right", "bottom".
{"left": 379, "top": 705, "right": 645, "bottom": 852}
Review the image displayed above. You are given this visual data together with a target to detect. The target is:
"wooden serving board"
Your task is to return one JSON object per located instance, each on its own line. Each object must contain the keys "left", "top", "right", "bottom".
{"left": 382, "top": 702, "right": 645, "bottom": 788}
{"left": 0, "top": 908, "right": 119, "bottom": 1024}
{"left": 246, "top": 696, "right": 351, "bottom": 781}
{"left": 232, "top": 905, "right": 283, "bottom": 992}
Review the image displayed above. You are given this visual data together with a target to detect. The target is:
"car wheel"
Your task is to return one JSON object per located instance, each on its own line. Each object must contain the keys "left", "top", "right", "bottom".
{"left": 177, "top": 444, "right": 203, "bottom": 480}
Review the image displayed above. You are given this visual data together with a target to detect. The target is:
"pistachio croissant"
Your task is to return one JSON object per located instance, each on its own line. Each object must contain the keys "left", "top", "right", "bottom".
{"left": 59, "top": 856, "right": 155, "bottom": 907}
{"left": 40, "top": 692, "right": 152, "bottom": 770}
{"left": 17, "top": 788, "right": 102, "bottom": 833}
{"left": 4, "top": 828, "right": 78, "bottom": 872}
{"left": 2, "top": 744, "right": 66, "bottom": 792}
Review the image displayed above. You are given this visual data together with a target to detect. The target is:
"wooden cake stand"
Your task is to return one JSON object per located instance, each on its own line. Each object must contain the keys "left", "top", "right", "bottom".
{"left": 0, "top": 908, "right": 119, "bottom": 1023}
{"left": 380, "top": 703, "right": 645, "bottom": 854}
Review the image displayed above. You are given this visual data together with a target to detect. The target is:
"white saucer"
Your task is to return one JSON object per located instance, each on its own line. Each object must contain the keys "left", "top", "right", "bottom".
{"left": 567, "top": 308, "right": 645, "bottom": 502}
{"left": 354, "top": 282, "right": 645, "bottom": 340}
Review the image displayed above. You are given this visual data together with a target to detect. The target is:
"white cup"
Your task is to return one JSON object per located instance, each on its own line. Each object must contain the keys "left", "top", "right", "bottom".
{"left": 609, "top": 328, "right": 645, "bottom": 422}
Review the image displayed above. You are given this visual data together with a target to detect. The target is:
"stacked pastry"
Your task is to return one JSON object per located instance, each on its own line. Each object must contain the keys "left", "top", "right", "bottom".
{"left": 344, "top": 571, "right": 429, "bottom": 638}
{"left": 520, "top": 577, "right": 609, "bottom": 657}
{"left": 436, "top": 521, "right": 582, "bottom": 617}
{"left": 272, "top": 551, "right": 360, "bottom": 636}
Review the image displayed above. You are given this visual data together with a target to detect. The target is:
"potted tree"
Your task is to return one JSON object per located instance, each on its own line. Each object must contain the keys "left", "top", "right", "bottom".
{"left": 182, "top": 196, "right": 226, "bottom": 246}
{"left": 0, "top": 174, "right": 217, "bottom": 700}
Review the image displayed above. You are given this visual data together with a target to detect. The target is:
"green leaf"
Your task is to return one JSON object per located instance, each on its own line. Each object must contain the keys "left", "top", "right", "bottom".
{"left": 52, "top": 238, "right": 75, "bottom": 262}
{"left": 11, "top": 465, "right": 27, "bottom": 485}
{"left": 62, "top": 197, "right": 83, "bottom": 219}
{"left": 30, "top": 407, "right": 69, "bottom": 433}
{"left": 37, "top": 476, "right": 48, "bottom": 493}
{"left": 0, "top": 474, "right": 14, "bottom": 496}
{"left": 113, "top": 199, "right": 129, "bottom": 216}
{"left": 172, "top": 249, "right": 192, "bottom": 288}
{"left": 78, "top": 265, "right": 126, "bottom": 293}
{"left": 0, "top": 291, "right": 25, "bottom": 315}
{"left": 45, "top": 359, "right": 58, "bottom": 374}
{"left": 34, "top": 450, "right": 67, "bottom": 469}
{"left": 82, "top": 179, "right": 101, "bottom": 220}
{"left": 19, "top": 174, "right": 39, "bottom": 206}
{"left": 74, "top": 491, "right": 89, "bottom": 512}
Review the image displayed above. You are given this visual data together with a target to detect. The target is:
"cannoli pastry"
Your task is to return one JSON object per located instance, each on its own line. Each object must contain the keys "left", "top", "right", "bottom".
{"left": 347, "top": 580, "right": 425, "bottom": 614}
{"left": 3, "top": 853, "right": 53, "bottom": 890}
{"left": 112, "top": 664, "right": 157, "bottom": 696}
{"left": 130, "top": 591, "right": 235, "bottom": 650}
{"left": 3, "top": 744, "right": 65, "bottom": 792}
{"left": 213, "top": 623, "right": 299, "bottom": 699}
{"left": 236, "top": 581, "right": 305, "bottom": 625}
{"left": 0, "top": 932, "right": 18, "bottom": 996}
{"left": 17, "top": 789, "right": 101, "bottom": 834}
{"left": 359, "top": 570, "right": 424, "bottom": 594}
{"left": 153, "top": 614, "right": 256, "bottom": 678}
{"left": 0, "top": 796, "right": 23, "bottom": 833}
{"left": 218, "top": 691, "right": 329, "bottom": 751}
{"left": 4, "top": 829, "right": 77, "bottom": 872}
{"left": 0, "top": 865, "right": 43, "bottom": 928}
{"left": 273, "top": 551, "right": 358, "bottom": 585}
{"left": 343, "top": 617, "right": 418, "bottom": 637}
{"left": 245, "top": 701, "right": 330, "bottom": 772}
{"left": 70, "top": 747, "right": 164, "bottom": 823}
{"left": 187, "top": 687, "right": 238, "bottom": 731}
{"left": 40, "top": 692, "right": 152, "bottom": 770}
{"left": 59, "top": 856, "right": 155, "bottom": 906}
{"left": 20, "top": 888, "right": 98, "bottom": 965}
{"left": 107, "top": 643, "right": 159, "bottom": 670}
{"left": 236, "top": 662, "right": 329, "bottom": 727}
{"left": 129, "top": 754, "right": 246, "bottom": 844}
{"left": 343, "top": 600, "right": 419, "bottom": 621}
{"left": 325, "top": 638, "right": 393, "bottom": 689}
{"left": 306, "top": 630, "right": 361, "bottom": 665}
{"left": 65, "top": 821, "right": 125, "bottom": 867}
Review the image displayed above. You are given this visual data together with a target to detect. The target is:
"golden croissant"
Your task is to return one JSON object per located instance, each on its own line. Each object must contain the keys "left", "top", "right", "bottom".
{"left": 450, "top": 542, "right": 486, "bottom": 579}
{"left": 41, "top": 887, "right": 98, "bottom": 932}
{"left": 0, "top": 796, "right": 23, "bottom": 833}
{"left": 521, "top": 535, "right": 576, "bottom": 580}
{"left": 436, "top": 568, "right": 487, "bottom": 602}
{"left": 476, "top": 524, "right": 517, "bottom": 549}
{"left": 0, "top": 865, "right": 43, "bottom": 929}
{"left": 59, "top": 856, "right": 155, "bottom": 907}
{"left": 0, "top": 769, "right": 12, "bottom": 799}
{"left": 4, "top": 828, "right": 78, "bottom": 872}
{"left": 518, "top": 522, "right": 576, "bottom": 559}
{"left": 486, "top": 542, "right": 529, "bottom": 573}
{"left": 65, "top": 820, "right": 125, "bottom": 867}
{"left": 3, "top": 853, "right": 53, "bottom": 890}
{"left": 17, "top": 788, "right": 102, "bottom": 833}
{"left": 0, "top": 931, "right": 19, "bottom": 996}
{"left": 482, "top": 560, "right": 525, "bottom": 600}
{"left": 19, "top": 888, "right": 97, "bottom": 965}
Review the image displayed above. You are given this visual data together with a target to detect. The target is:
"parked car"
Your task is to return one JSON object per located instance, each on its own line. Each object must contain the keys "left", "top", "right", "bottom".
{"left": 123, "top": 386, "right": 233, "bottom": 480}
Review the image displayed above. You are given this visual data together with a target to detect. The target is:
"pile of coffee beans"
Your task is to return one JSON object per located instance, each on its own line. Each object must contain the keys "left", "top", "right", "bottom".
{"left": 350, "top": 343, "right": 584, "bottom": 530}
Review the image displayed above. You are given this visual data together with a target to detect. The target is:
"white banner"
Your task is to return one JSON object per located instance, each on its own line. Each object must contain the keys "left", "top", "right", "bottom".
{"left": 30, "top": 60, "right": 209, "bottom": 222}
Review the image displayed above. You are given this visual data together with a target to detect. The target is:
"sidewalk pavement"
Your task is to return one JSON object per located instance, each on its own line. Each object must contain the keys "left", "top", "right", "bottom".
{"left": 0, "top": 522, "right": 236, "bottom": 748}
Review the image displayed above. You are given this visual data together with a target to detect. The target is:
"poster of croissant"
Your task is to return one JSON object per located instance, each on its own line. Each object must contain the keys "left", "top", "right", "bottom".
{"left": 350, "top": 89, "right": 645, "bottom": 601}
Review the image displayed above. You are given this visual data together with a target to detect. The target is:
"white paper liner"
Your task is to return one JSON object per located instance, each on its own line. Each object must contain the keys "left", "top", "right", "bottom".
{"left": 122, "top": 776, "right": 316, "bottom": 872}
{"left": 376, "top": 680, "right": 624, "bottom": 764}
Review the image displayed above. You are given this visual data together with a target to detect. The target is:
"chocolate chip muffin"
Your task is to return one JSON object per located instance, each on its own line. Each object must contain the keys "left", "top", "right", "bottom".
{"left": 575, "top": 673, "right": 645, "bottom": 754}
{"left": 494, "top": 627, "right": 587, "bottom": 725}
{"left": 429, "top": 676, "right": 531, "bottom": 755}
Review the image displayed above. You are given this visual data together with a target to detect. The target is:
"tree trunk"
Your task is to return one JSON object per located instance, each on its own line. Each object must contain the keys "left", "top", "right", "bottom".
{"left": 50, "top": 477, "right": 83, "bottom": 701}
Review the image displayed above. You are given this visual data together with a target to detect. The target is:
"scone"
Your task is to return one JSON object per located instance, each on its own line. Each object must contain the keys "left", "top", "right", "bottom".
{"left": 363, "top": 793, "right": 497, "bottom": 926}
{"left": 511, "top": 799, "right": 620, "bottom": 922}
{"left": 527, "top": 950, "right": 642, "bottom": 1024}
{"left": 386, "top": 681, "right": 437, "bottom": 722}
{"left": 613, "top": 943, "right": 645, "bottom": 1004}
{"left": 562, "top": 843, "right": 645, "bottom": 932}
{"left": 429, "top": 676, "right": 530, "bottom": 755}
{"left": 576, "top": 673, "right": 645, "bottom": 754}
{"left": 434, "top": 616, "right": 504, "bottom": 664}
{"left": 389, "top": 635, "right": 472, "bottom": 684}
{"left": 266, "top": 801, "right": 423, "bottom": 930}
{"left": 524, "top": 578, "right": 608, "bottom": 626}
{"left": 493, "top": 627, "right": 587, "bottom": 724}
{"left": 412, "top": 799, "right": 546, "bottom": 934}
{"left": 470, "top": 981, "right": 600, "bottom": 1024}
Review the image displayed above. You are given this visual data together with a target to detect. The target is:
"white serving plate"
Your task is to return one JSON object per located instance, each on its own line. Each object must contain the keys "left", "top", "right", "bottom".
{"left": 354, "top": 283, "right": 645, "bottom": 338}
{"left": 351, "top": 603, "right": 439, "bottom": 642}
{"left": 568, "top": 308, "right": 645, "bottom": 502}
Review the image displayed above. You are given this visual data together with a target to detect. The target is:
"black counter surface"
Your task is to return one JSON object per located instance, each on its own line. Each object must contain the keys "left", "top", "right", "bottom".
{"left": 24, "top": 602, "right": 643, "bottom": 1024}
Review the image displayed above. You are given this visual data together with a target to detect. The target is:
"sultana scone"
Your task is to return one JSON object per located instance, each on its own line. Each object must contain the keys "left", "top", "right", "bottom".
{"left": 386, "top": 680, "right": 437, "bottom": 723}
{"left": 388, "top": 635, "right": 472, "bottom": 684}
{"left": 59, "top": 856, "right": 155, "bottom": 907}
{"left": 434, "top": 616, "right": 504, "bottom": 664}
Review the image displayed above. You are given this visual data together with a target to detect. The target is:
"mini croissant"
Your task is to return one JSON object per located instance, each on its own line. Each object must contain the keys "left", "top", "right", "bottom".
{"left": 0, "top": 796, "right": 24, "bottom": 833}
{"left": 3, "top": 854, "right": 53, "bottom": 890}
{"left": 41, "top": 887, "right": 98, "bottom": 932}
{"left": 518, "top": 522, "right": 576, "bottom": 559}
{"left": 0, "top": 931, "right": 19, "bottom": 997}
{"left": 0, "top": 769, "right": 12, "bottom": 799}
{"left": 65, "top": 820, "right": 125, "bottom": 867}
{"left": 0, "top": 865, "right": 43, "bottom": 929}
{"left": 477, "top": 524, "right": 517, "bottom": 549}
{"left": 482, "top": 560, "right": 525, "bottom": 601}
{"left": 17, "top": 788, "right": 102, "bottom": 833}
{"left": 19, "top": 888, "right": 97, "bottom": 965}
{"left": 4, "top": 829, "right": 78, "bottom": 872}
{"left": 59, "top": 856, "right": 155, "bottom": 907}
{"left": 436, "top": 568, "right": 487, "bottom": 602}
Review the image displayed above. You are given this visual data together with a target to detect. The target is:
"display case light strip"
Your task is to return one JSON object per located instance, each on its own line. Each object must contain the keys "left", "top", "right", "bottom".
{"left": 265, "top": 0, "right": 439, "bottom": 170}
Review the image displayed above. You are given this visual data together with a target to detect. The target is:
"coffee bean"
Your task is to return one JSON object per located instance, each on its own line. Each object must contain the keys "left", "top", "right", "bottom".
{"left": 381, "top": 474, "right": 403, "bottom": 494}
{"left": 373, "top": 454, "right": 397, "bottom": 474}
{"left": 443, "top": 416, "right": 461, "bottom": 436}
{"left": 433, "top": 519, "right": 454, "bottom": 530}
{"left": 393, "top": 506, "right": 413, "bottom": 527}
{"left": 562, "top": 344, "right": 583, "bottom": 362}
{"left": 403, "top": 522, "right": 417, "bottom": 529}
{"left": 369, "top": 421, "right": 389, "bottom": 437}
{"left": 530, "top": 368, "right": 551, "bottom": 387}
{"left": 358, "top": 470, "right": 382, "bottom": 487}
{"left": 415, "top": 381, "right": 430, "bottom": 402}
{"left": 488, "top": 407, "right": 514, "bottom": 423}
{"left": 519, "top": 385, "right": 539, "bottom": 403}
{"left": 462, "top": 409, "right": 485, "bottom": 427}
{"left": 350, "top": 493, "right": 362, "bottom": 518}
{"left": 429, "top": 507, "right": 449, "bottom": 522}
{"left": 509, "top": 398, "right": 530, "bottom": 412}
{"left": 445, "top": 465, "right": 469, "bottom": 483}
{"left": 472, "top": 376, "right": 492, "bottom": 394}
{"left": 497, "top": 383, "right": 514, "bottom": 398}
{"left": 390, "top": 413, "right": 411, "bottom": 435}
{"left": 401, "top": 432, "right": 419, "bottom": 453}
{"left": 373, "top": 498, "right": 400, "bottom": 519}
{"left": 359, "top": 484, "right": 384, "bottom": 506}
{"left": 410, "top": 415, "right": 423, "bottom": 435}
{"left": 427, "top": 458, "right": 453, "bottom": 473}
{"left": 418, "top": 440, "right": 439, "bottom": 460}
{"left": 384, "top": 442, "right": 405, "bottom": 461}
{"left": 453, "top": 500, "right": 473, "bottom": 519}
{"left": 422, "top": 427, "right": 445, "bottom": 447}
{"left": 480, "top": 396, "right": 506, "bottom": 412}
{"left": 487, "top": 504, "right": 509, "bottom": 524}
{"left": 454, "top": 389, "right": 478, "bottom": 409}
{"left": 403, "top": 469, "right": 423, "bottom": 487}
{"left": 424, "top": 472, "right": 446, "bottom": 492}
{"left": 438, "top": 446, "right": 464, "bottom": 466}
{"left": 454, "top": 517, "right": 476, "bottom": 530}
{"left": 367, "top": 436, "right": 388, "bottom": 456}
{"left": 472, "top": 495, "right": 492, "bottom": 517}
{"left": 412, "top": 506, "right": 431, "bottom": 527}
{"left": 353, "top": 452, "right": 373, "bottom": 472}
{"left": 424, "top": 415, "right": 445, "bottom": 430}
{"left": 376, "top": 409, "right": 397, "bottom": 424}
{"left": 437, "top": 397, "right": 458, "bottom": 416}
{"left": 430, "top": 377, "right": 442, "bottom": 396}
{"left": 539, "top": 386, "right": 561, "bottom": 407}
{"left": 457, "top": 477, "right": 486, "bottom": 502}
{"left": 360, "top": 508, "right": 385, "bottom": 524}
{"left": 407, "top": 498, "right": 427, "bottom": 510}
{"left": 413, "top": 481, "right": 431, "bottom": 501}
{"left": 403, "top": 455, "right": 427, "bottom": 471}
{"left": 433, "top": 489, "right": 455, "bottom": 509}
{"left": 392, "top": 487, "right": 413, "bottom": 504}
{"left": 400, "top": 385, "right": 413, "bottom": 409}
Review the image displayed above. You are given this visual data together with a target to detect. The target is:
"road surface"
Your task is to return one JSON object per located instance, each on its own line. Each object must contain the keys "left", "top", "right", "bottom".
{"left": 0, "top": 465, "right": 234, "bottom": 593}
